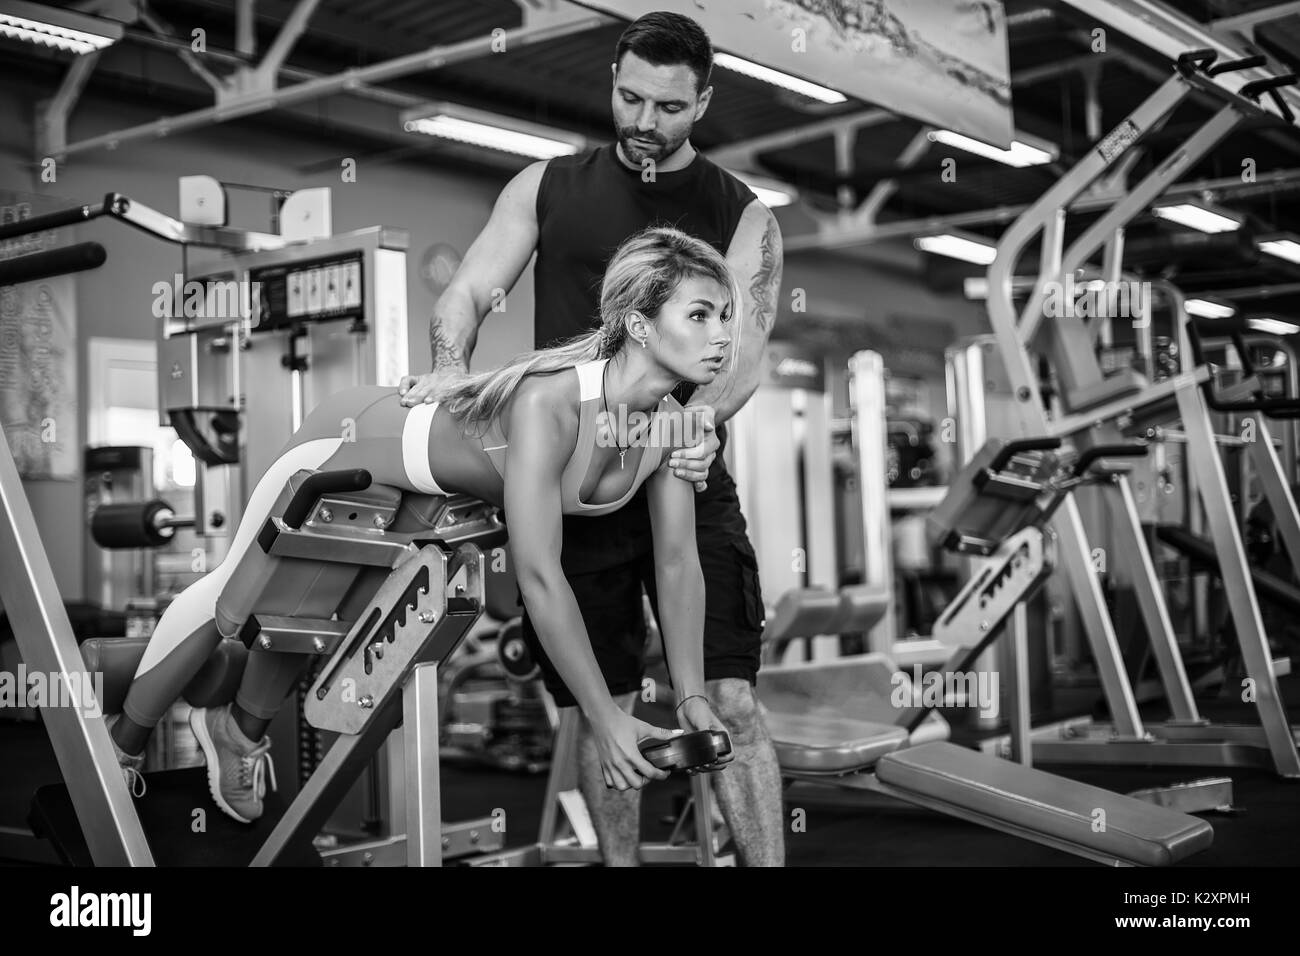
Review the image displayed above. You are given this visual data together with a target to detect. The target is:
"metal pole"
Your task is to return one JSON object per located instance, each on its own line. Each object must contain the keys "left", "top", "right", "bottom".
{"left": 1007, "top": 603, "right": 1032, "bottom": 766}
{"left": 850, "top": 351, "right": 895, "bottom": 652}
{"left": 0, "top": 428, "right": 153, "bottom": 865}
{"left": 403, "top": 662, "right": 441, "bottom": 866}
{"left": 1111, "top": 476, "right": 1199, "bottom": 721}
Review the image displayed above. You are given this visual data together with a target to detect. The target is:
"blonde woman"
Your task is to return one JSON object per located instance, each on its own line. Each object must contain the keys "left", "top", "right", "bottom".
{"left": 108, "top": 226, "right": 737, "bottom": 824}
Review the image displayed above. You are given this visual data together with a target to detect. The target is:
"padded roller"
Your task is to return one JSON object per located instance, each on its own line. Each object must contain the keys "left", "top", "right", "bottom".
{"left": 0, "top": 242, "right": 106, "bottom": 285}
{"left": 91, "top": 500, "right": 175, "bottom": 549}
{"left": 80, "top": 635, "right": 248, "bottom": 714}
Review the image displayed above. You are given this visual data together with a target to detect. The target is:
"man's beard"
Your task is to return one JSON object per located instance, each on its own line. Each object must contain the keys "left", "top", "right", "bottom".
{"left": 618, "top": 129, "right": 682, "bottom": 161}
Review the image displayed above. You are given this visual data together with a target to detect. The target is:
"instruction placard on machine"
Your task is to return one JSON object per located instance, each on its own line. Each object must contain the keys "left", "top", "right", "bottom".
{"left": 250, "top": 252, "right": 364, "bottom": 332}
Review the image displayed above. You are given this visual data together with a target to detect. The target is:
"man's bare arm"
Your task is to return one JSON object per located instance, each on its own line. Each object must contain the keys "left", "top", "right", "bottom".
{"left": 401, "top": 160, "right": 545, "bottom": 402}
{"left": 688, "top": 199, "right": 783, "bottom": 423}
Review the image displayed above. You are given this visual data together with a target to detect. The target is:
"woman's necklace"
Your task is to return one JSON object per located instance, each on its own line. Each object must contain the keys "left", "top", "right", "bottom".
{"left": 602, "top": 359, "right": 630, "bottom": 469}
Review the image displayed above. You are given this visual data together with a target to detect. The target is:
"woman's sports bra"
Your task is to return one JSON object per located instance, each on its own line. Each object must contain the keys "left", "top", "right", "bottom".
{"left": 475, "top": 359, "right": 682, "bottom": 517}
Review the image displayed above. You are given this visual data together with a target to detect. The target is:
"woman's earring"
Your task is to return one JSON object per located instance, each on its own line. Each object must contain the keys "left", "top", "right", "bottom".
{"left": 640, "top": 337, "right": 647, "bottom": 349}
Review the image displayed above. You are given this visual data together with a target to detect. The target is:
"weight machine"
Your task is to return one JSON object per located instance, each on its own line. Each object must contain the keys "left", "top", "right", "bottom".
{"left": 0, "top": 183, "right": 504, "bottom": 864}
{"left": 979, "top": 49, "right": 1300, "bottom": 776}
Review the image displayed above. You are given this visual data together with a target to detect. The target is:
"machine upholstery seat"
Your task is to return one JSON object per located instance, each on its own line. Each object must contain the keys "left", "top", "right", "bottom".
{"left": 758, "top": 654, "right": 950, "bottom": 744}
{"left": 765, "top": 713, "right": 907, "bottom": 773}
{"left": 876, "top": 742, "right": 1214, "bottom": 866}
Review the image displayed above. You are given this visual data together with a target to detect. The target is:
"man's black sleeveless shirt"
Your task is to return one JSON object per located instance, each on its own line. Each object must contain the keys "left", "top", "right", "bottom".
{"left": 534, "top": 143, "right": 754, "bottom": 570}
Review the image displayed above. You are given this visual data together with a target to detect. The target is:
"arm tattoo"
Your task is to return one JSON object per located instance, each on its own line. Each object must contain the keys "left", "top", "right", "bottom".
{"left": 749, "top": 217, "right": 782, "bottom": 334}
{"left": 430, "top": 322, "right": 466, "bottom": 372}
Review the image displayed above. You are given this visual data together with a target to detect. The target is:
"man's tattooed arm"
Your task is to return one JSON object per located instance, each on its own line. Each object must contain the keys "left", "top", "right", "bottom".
{"left": 685, "top": 201, "right": 784, "bottom": 424}
{"left": 430, "top": 320, "right": 471, "bottom": 374}
{"left": 749, "top": 216, "right": 783, "bottom": 336}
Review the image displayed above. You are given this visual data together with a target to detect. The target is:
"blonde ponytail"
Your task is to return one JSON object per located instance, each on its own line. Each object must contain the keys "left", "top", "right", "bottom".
{"left": 433, "top": 225, "right": 739, "bottom": 431}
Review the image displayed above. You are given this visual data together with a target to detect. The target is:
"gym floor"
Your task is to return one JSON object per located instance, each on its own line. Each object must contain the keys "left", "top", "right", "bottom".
{"left": 438, "top": 671, "right": 1300, "bottom": 867}
{"left": 3, "top": 672, "right": 1297, "bottom": 867}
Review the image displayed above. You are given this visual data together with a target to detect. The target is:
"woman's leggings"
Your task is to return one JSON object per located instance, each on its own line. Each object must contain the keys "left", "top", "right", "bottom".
{"left": 120, "top": 386, "right": 450, "bottom": 730}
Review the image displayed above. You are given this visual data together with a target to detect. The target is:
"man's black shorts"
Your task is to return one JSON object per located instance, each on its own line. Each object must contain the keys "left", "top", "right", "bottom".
{"left": 519, "top": 442, "right": 765, "bottom": 708}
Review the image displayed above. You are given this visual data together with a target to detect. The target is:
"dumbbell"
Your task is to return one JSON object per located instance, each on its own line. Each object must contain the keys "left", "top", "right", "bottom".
{"left": 639, "top": 729, "right": 733, "bottom": 773}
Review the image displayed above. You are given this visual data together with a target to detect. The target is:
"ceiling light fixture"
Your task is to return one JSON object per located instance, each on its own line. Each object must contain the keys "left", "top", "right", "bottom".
{"left": 914, "top": 232, "right": 998, "bottom": 265}
{"left": 714, "top": 52, "right": 847, "bottom": 104}
{"left": 0, "top": 0, "right": 122, "bottom": 55}
{"left": 401, "top": 103, "right": 584, "bottom": 160}
{"left": 926, "top": 129, "right": 1057, "bottom": 167}
{"left": 1151, "top": 201, "right": 1242, "bottom": 234}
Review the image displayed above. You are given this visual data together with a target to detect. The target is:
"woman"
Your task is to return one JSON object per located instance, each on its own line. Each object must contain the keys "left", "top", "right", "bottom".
{"left": 108, "top": 226, "right": 737, "bottom": 823}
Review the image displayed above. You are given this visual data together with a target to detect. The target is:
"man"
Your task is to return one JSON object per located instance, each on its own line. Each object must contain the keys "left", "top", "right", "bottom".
{"left": 399, "top": 11, "right": 784, "bottom": 866}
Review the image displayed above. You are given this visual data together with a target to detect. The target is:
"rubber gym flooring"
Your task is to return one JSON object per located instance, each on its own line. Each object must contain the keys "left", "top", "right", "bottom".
{"left": 2, "top": 673, "right": 1297, "bottom": 866}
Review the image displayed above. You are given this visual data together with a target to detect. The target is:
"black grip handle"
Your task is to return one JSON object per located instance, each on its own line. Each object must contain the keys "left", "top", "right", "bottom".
{"left": 1230, "top": 329, "right": 1256, "bottom": 377}
{"left": 1186, "top": 318, "right": 1300, "bottom": 414}
{"left": 1177, "top": 49, "right": 1217, "bottom": 72}
{"left": 1073, "top": 442, "right": 1149, "bottom": 476}
{"left": 1185, "top": 318, "right": 1253, "bottom": 376}
{"left": 0, "top": 201, "right": 105, "bottom": 241}
{"left": 0, "top": 243, "right": 106, "bottom": 285}
{"left": 1240, "top": 73, "right": 1297, "bottom": 98}
{"left": 988, "top": 437, "right": 1062, "bottom": 472}
{"left": 281, "top": 469, "right": 372, "bottom": 529}
{"left": 1255, "top": 397, "right": 1300, "bottom": 415}
{"left": 1209, "top": 55, "right": 1268, "bottom": 77}
{"left": 1266, "top": 88, "right": 1295, "bottom": 125}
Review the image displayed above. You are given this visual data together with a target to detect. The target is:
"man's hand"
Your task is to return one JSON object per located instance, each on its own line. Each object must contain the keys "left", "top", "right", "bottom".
{"left": 676, "top": 695, "right": 735, "bottom": 771}
{"left": 397, "top": 369, "right": 464, "bottom": 407}
{"left": 671, "top": 405, "right": 719, "bottom": 492}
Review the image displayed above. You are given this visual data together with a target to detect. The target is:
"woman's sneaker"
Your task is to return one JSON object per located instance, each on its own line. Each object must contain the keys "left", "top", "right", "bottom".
{"left": 106, "top": 715, "right": 147, "bottom": 798}
{"left": 189, "top": 705, "right": 277, "bottom": 823}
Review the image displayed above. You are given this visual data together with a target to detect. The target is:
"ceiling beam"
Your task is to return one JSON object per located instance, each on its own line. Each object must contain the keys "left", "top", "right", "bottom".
{"left": 784, "top": 167, "right": 1300, "bottom": 252}
{"left": 1210, "top": 2, "right": 1300, "bottom": 35}
{"left": 706, "top": 109, "right": 893, "bottom": 170}
{"left": 171, "top": 0, "right": 439, "bottom": 60}
{"left": 50, "top": 1, "right": 611, "bottom": 161}
{"left": 1058, "top": 0, "right": 1300, "bottom": 124}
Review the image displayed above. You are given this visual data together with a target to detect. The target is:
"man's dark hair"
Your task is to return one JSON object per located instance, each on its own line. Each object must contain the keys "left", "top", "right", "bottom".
{"left": 614, "top": 11, "right": 713, "bottom": 93}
